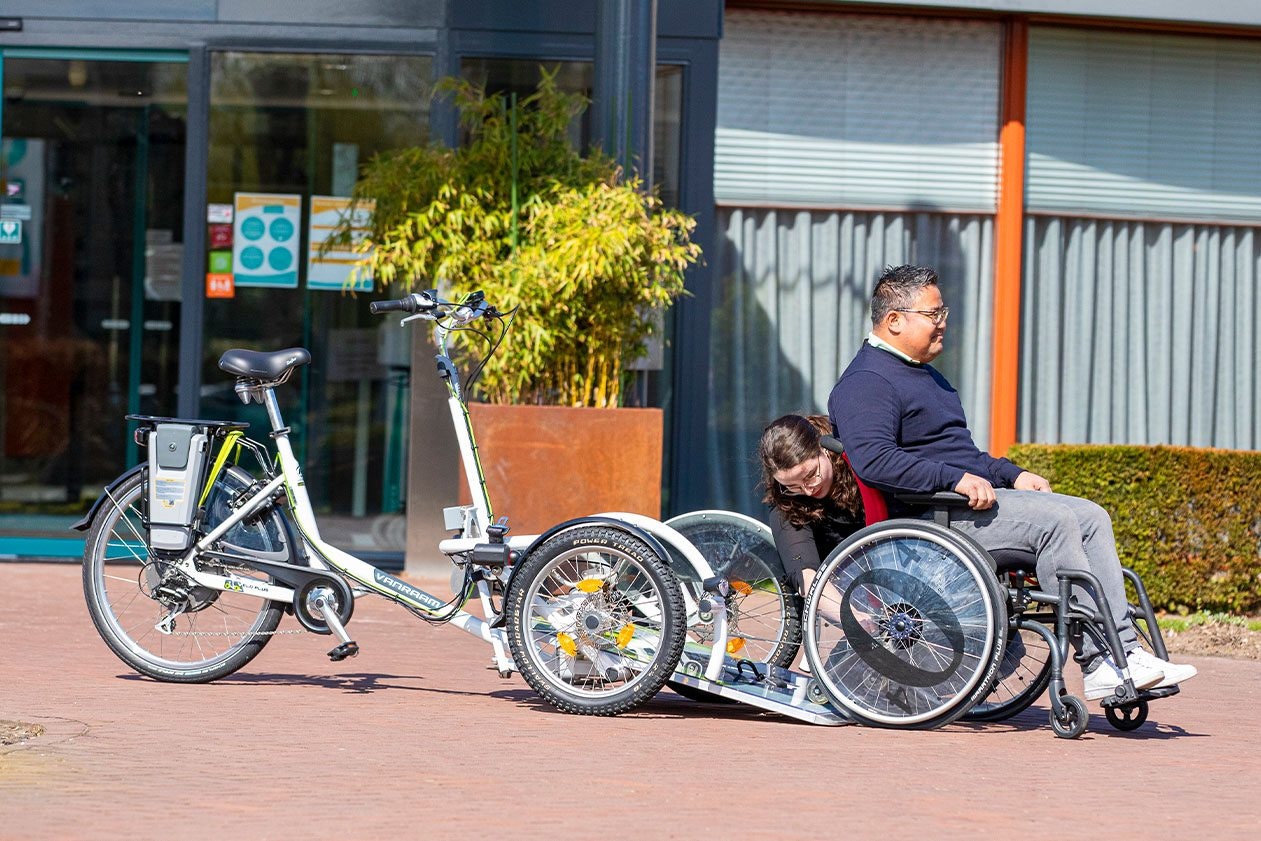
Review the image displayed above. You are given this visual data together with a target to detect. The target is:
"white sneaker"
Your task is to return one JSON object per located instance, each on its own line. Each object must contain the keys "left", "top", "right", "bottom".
{"left": 1082, "top": 654, "right": 1164, "bottom": 701}
{"left": 1126, "top": 648, "right": 1198, "bottom": 689}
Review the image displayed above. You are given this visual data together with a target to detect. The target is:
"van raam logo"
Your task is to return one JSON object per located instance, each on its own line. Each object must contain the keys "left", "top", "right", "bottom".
{"left": 373, "top": 569, "right": 445, "bottom": 610}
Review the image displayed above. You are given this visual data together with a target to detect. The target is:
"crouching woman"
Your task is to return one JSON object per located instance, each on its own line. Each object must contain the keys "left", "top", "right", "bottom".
{"left": 758, "top": 414, "right": 865, "bottom": 598}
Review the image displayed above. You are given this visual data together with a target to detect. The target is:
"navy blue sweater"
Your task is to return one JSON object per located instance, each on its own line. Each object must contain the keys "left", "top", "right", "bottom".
{"left": 828, "top": 342, "right": 1024, "bottom": 494}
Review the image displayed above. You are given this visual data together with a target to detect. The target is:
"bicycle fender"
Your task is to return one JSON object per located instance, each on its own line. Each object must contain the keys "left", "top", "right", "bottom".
{"left": 499, "top": 515, "right": 676, "bottom": 606}
{"left": 70, "top": 464, "right": 145, "bottom": 532}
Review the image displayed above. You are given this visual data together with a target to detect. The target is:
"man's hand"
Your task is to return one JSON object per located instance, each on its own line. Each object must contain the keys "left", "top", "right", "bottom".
{"left": 953, "top": 472, "right": 996, "bottom": 510}
{"left": 1013, "top": 471, "right": 1052, "bottom": 493}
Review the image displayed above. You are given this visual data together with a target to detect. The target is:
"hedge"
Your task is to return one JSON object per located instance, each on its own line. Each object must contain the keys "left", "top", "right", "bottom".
{"left": 1006, "top": 443, "right": 1261, "bottom": 614}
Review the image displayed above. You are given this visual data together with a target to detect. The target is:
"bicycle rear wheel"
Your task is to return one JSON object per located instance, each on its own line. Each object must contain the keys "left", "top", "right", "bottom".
{"left": 82, "top": 465, "right": 297, "bottom": 682}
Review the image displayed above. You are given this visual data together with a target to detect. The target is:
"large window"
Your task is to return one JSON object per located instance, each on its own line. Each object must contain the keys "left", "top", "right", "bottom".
{"left": 1020, "top": 28, "right": 1261, "bottom": 450}
{"left": 710, "top": 10, "right": 1002, "bottom": 515}
{"left": 0, "top": 53, "right": 187, "bottom": 553}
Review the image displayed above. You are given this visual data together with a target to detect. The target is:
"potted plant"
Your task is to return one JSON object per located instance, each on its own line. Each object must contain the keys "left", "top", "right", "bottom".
{"left": 340, "top": 69, "right": 701, "bottom": 532}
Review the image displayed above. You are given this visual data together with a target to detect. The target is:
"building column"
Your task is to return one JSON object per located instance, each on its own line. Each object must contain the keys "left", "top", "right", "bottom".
{"left": 594, "top": 0, "right": 657, "bottom": 180}
{"left": 989, "top": 18, "right": 1028, "bottom": 456}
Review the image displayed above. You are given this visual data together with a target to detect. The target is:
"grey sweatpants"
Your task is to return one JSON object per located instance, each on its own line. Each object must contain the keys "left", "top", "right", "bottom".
{"left": 941, "top": 489, "right": 1136, "bottom": 662}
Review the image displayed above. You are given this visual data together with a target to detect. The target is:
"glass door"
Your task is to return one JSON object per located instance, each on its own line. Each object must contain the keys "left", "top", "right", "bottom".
{"left": 0, "top": 51, "right": 188, "bottom": 556}
{"left": 204, "top": 51, "right": 431, "bottom": 557}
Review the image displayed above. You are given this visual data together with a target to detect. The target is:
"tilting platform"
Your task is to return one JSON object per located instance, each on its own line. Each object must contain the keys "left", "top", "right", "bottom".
{"left": 673, "top": 649, "right": 854, "bottom": 726}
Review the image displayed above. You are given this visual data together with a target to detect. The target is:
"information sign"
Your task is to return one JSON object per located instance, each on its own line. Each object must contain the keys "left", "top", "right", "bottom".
{"left": 232, "top": 193, "right": 301, "bottom": 288}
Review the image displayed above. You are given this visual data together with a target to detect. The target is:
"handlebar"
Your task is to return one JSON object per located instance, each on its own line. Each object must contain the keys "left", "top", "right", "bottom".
{"left": 369, "top": 289, "right": 497, "bottom": 327}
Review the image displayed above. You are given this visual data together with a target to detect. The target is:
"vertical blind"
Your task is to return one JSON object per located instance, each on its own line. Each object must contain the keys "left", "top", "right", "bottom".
{"left": 709, "top": 9, "right": 1005, "bottom": 515}
{"left": 1020, "top": 216, "right": 1261, "bottom": 450}
{"left": 710, "top": 208, "right": 996, "bottom": 515}
{"left": 1022, "top": 26, "right": 1261, "bottom": 451}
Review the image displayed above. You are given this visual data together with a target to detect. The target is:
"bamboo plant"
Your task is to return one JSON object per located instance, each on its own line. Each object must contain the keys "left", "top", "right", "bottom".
{"left": 342, "top": 68, "right": 700, "bottom": 407}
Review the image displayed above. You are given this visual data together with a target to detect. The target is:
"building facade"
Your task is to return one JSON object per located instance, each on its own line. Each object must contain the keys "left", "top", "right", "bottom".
{"left": 708, "top": 0, "right": 1261, "bottom": 513}
{"left": 2, "top": 1, "right": 1260, "bottom": 561}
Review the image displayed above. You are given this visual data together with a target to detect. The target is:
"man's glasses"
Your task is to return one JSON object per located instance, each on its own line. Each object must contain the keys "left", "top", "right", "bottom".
{"left": 894, "top": 306, "right": 950, "bottom": 326}
{"left": 777, "top": 453, "right": 826, "bottom": 496}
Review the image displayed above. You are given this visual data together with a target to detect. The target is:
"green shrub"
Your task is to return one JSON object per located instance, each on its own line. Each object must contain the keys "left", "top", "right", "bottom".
{"left": 1007, "top": 443, "right": 1261, "bottom": 614}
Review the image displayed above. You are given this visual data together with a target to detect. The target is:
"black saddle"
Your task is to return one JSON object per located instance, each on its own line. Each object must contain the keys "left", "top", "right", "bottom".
{"left": 218, "top": 347, "right": 312, "bottom": 380}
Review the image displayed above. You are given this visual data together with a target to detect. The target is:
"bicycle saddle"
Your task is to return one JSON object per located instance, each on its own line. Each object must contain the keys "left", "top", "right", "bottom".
{"left": 218, "top": 347, "right": 312, "bottom": 379}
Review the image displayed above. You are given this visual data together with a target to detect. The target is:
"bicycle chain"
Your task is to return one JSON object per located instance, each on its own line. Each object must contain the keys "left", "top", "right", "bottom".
{"left": 163, "top": 627, "right": 305, "bottom": 637}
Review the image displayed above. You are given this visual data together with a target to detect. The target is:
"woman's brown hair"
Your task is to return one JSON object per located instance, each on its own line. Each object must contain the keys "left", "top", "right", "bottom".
{"left": 759, "top": 414, "right": 862, "bottom": 528}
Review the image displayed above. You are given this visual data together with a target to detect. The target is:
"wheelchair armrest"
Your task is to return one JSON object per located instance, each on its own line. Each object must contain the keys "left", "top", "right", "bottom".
{"left": 892, "top": 491, "right": 971, "bottom": 508}
{"left": 892, "top": 491, "right": 971, "bottom": 527}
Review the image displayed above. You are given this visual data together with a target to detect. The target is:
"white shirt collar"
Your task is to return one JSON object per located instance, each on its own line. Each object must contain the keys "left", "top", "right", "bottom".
{"left": 867, "top": 332, "right": 922, "bottom": 365}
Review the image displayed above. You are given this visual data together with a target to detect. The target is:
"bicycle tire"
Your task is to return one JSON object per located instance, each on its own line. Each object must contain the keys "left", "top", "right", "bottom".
{"left": 82, "top": 465, "right": 297, "bottom": 682}
{"left": 505, "top": 525, "right": 686, "bottom": 716}
{"left": 803, "top": 520, "right": 1007, "bottom": 729}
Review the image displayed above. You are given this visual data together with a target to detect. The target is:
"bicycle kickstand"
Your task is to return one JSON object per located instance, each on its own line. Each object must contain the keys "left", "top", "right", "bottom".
{"left": 314, "top": 594, "right": 360, "bottom": 662}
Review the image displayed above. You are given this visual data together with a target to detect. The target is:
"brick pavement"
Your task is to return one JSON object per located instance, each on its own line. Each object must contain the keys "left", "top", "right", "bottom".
{"left": 2, "top": 561, "right": 1259, "bottom": 840}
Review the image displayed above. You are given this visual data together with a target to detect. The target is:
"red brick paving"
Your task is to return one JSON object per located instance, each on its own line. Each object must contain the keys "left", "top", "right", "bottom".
{"left": 2, "top": 562, "right": 1259, "bottom": 840}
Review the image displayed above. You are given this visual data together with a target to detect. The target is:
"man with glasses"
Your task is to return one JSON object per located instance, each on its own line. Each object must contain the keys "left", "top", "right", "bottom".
{"left": 828, "top": 264, "right": 1197, "bottom": 702}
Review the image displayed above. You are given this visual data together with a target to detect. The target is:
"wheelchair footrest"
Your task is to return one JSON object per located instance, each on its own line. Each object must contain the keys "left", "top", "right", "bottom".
{"left": 1099, "top": 684, "right": 1179, "bottom": 708}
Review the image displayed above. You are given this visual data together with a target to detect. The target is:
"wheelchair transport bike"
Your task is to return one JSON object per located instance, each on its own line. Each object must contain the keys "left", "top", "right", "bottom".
{"left": 75, "top": 290, "right": 1180, "bottom": 737}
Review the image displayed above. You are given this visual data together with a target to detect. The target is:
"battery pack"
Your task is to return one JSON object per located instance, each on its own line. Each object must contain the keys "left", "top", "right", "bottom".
{"left": 147, "top": 423, "right": 211, "bottom": 552}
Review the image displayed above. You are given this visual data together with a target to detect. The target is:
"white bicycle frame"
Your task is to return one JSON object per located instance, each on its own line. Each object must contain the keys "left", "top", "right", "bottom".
{"left": 161, "top": 309, "right": 729, "bottom": 682}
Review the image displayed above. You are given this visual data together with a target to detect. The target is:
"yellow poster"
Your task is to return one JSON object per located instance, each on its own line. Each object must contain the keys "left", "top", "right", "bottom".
{"left": 307, "top": 196, "right": 374, "bottom": 292}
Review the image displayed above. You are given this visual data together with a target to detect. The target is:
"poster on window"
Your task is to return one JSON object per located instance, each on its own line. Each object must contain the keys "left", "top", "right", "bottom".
{"left": 232, "top": 192, "right": 301, "bottom": 288}
{"left": 307, "top": 196, "right": 374, "bottom": 292}
{"left": 0, "top": 138, "right": 45, "bottom": 299}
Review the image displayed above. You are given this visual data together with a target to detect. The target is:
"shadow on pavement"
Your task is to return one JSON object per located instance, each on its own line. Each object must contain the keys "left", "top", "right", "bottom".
{"left": 115, "top": 670, "right": 495, "bottom": 697}
{"left": 945, "top": 704, "right": 1208, "bottom": 740}
{"left": 488, "top": 687, "right": 829, "bottom": 726}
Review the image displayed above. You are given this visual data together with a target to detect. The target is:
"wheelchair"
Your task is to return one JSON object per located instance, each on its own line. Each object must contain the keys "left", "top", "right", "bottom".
{"left": 803, "top": 436, "right": 1180, "bottom": 738}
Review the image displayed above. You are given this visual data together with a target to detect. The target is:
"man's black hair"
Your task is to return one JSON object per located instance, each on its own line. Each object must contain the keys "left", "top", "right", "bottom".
{"left": 871, "top": 265, "right": 939, "bottom": 326}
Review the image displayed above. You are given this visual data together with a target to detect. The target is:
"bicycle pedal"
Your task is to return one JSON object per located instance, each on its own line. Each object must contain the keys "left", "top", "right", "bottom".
{"left": 328, "top": 641, "right": 359, "bottom": 662}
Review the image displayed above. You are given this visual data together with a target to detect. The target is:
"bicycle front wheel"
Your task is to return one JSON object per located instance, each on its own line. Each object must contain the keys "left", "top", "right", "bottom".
{"left": 505, "top": 525, "right": 686, "bottom": 715}
{"left": 82, "top": 465, "right": 296, "bottom": 682}
{"left": 665, "top": 510, "right": 802, "bottom": 668}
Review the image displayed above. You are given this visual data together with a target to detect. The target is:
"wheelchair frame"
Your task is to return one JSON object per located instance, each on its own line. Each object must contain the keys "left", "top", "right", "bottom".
{"left": 782, "top": 435, "right": 1182, "bottom": 738}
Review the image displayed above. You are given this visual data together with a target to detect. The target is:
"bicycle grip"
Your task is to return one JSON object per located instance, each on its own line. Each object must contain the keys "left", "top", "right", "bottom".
{"left": 370, "top": 298, "right": 410, "bottom": 314}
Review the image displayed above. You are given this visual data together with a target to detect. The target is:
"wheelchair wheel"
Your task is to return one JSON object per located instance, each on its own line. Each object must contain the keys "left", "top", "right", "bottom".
{"left": 664, "top": 510, "right": 802, "bottom": 668}
{"left": 962, "top": 589, "right": 1054, "bottom": 723}
{"left": 962, "top": 625, "right": 1052, "bottom": 722}
{"left": 1051, "top": 694, "right": 1090, "bottom": 739}
{"left": 803, "top": 520, "right": 1007, "bottom": 729}
{"left": 505, "top": 525, "right": 686, "bottom": 716}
